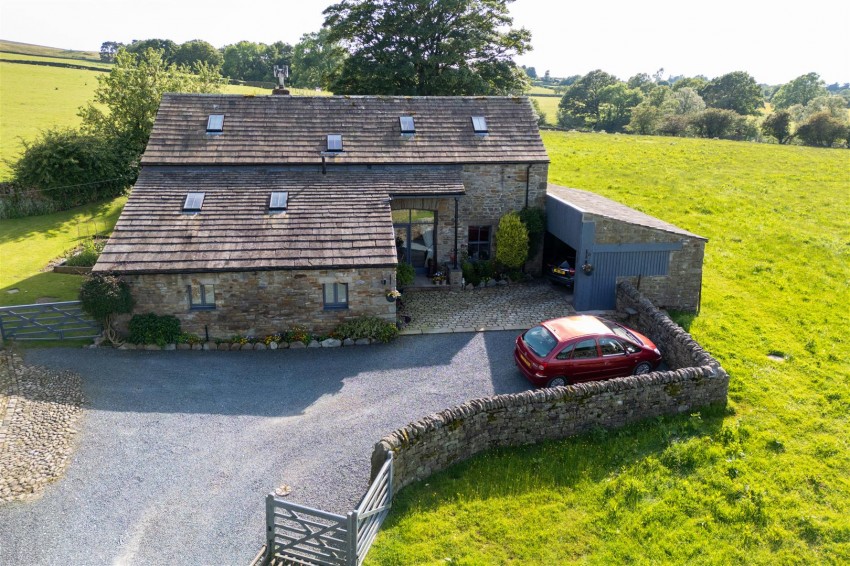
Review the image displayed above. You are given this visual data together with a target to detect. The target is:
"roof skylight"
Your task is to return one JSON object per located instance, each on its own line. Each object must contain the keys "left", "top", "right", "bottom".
{"left": 269, "top": 191, "right": 288, "bottom": 213}
{"left": 182, "top": 192, "right": 205, "bottom": 213}
{"left": 206, "top": 114, "right": 224, "bottom": 133}
{"left": 327, "top": 134, "right": 343, "bottom": 152}
{"left": 399, "top": 116, "right": 415, "bottom": 134}
{"left": 471, "top": 116, "right": 488, "bottom": 134}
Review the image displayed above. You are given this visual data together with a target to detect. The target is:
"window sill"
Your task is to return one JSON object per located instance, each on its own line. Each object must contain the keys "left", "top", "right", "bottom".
{"left": 189, "top": 305, "right": 216, "bottom": 311}
{"left": 323, "top": 305, "right": 349, "bottom": 311}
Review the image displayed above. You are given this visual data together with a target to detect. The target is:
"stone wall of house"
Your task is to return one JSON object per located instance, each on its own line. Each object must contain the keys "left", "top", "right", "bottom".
{"left": 370, "top": 281, "right": 727, "bottom": 494}
{"left": 590, "top": 215, "right": 705, "bottom": 311}
{"left": 116, "top": 267, "right": 396, "bottom": 338}
{"left": 391, "top": 163, "right": 549, "bottom": 275}
{"left": 460, "top": 163, "right": 549, "bottom": 274}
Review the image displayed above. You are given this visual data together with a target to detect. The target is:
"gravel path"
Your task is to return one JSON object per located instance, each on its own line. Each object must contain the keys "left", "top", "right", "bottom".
{"left": 0, "top": 331, "right": 528, "bottom": 565}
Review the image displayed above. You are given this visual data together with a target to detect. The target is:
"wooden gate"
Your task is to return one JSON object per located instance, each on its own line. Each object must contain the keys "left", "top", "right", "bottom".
{"left": 263, "top": 453, "right": 394, "bottom": 566}
{"left": 0, "top": 301, "right": 100, "bottom": 341}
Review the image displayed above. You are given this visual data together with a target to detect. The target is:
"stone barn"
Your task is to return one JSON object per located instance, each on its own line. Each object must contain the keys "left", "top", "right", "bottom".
{"left": 545, "top": 185, "right": 706, "bottom": 312}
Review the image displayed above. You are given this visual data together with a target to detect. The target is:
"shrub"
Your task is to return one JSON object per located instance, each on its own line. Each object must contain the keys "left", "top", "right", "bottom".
{"left": 474, "top": 260, "right": 494, "bottom": 283}
{"left": 176, "top": 332, "right": 203, "bottom": 345}
{"left": 65, "top": 238, "right": 105, "bottom": 267}
{"left": 795, "top": 111, "right": 849, "bottom": 147}
{"left": 495, "top": 212, "right": 528, "bottom": 270}
{"left": 396, "top": 262, "right": 415, "bottom": 287}
{"left": 462, "top": 261, "right": 480, "bottom": 286}
{"left": 690, "top": 108, "right": 751, "bottom": 140}
{"left": 761, "top": 110, "right": 794, "bottom": 144}
{"left": 128, "top": 313, "right": 181, "bottom": 346}
{"left": 334, "top": 316, "right": 399, "bottom": 343}
{"left": 79, "top": 272, "right": 134, "bottom": 324}
{"left": 518, "top": 207, "right": 546, "bottom": 261}
{"left": 11, "top": 128, "right": 133, "bottom": 212}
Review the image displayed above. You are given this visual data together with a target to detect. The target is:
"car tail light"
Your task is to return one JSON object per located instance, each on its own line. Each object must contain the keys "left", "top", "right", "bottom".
{"left": 532, "top": 361, "right": 546, "bottom": 371}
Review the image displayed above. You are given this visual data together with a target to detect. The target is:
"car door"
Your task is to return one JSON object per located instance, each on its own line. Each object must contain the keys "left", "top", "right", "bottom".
{"left": 598, "top": 337, "right": 632, "bottom": 377}
{"left": 567, "top": 338, "right": 602, "bottom": 382}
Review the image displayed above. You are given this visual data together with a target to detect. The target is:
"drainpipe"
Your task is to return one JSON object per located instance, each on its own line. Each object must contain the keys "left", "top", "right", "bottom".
{"left": 524, "top": 164, "right": 532, "bottom": 209}
{"left": 321, "top": 156, "right": 327, "bottom": 175}
{"left": 453, "top": 197, "right": 459, "bottom": 269}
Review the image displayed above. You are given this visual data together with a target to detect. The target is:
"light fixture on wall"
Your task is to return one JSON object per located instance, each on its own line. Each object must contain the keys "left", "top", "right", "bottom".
{"left": 581, "top": 250, "right": 593, "bottom": 275}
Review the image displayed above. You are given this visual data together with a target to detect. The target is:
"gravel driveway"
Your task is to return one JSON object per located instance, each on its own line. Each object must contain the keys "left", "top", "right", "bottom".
{"left": 0, "top": 331, "right": 528, "bottom": 565}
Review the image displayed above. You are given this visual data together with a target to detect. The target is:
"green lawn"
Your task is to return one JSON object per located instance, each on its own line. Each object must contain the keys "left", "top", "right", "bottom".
{"left": 0, "top": 197, "right": 126, "bottom": 306}
{"left": 0, "top": 52, "right": 112, "bottom": 69}
{"left": 368, "top": 133, "right": 850, "bottom": 564}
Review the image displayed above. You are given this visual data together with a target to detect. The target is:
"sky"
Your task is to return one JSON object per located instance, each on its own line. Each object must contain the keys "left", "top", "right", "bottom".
{"left": 1, "top": 0, "right": 848, "bottom": 85}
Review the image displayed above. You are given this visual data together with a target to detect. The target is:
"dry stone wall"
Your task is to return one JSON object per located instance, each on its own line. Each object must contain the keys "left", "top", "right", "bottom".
{"left": 370, "top": 281, "right": 728, "bottom": 494}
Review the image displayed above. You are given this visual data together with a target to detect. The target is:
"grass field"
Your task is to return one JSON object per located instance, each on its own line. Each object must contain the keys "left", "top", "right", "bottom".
{"left": 0, "top": 52, "right": 112, "bottom": 69}
{"left": 0, "top": 39, "right": 102, "bottom": 62}
{"left": 0, "top": 197, "right": 126, "bottom": 307}
{"left": 531, "top": 95, "right": 560, "bottom": 125}
{"left": 0, "top": 62, "right": 102, "bottom": 179}
{"left": 367, "top": 133, "right": 850, "bottom": 564}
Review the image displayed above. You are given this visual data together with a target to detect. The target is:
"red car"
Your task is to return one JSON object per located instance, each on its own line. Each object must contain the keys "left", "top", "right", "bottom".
{"left": 514, "top": 315, "right": 661, "bottom": 388}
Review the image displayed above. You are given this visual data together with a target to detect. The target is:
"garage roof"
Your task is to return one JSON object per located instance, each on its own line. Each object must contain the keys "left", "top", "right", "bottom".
{"left": 548, "top": 185, "right": 706, "bottom": 241}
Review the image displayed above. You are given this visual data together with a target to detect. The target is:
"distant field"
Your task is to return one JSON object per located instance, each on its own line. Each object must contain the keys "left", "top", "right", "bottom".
{"left": 526, "top": 85, "right": 558, "bottom": 95}
{"left": 368, "top": 133, "right": 850, "bottom": 564}
{"left": 0, "top": 39, "right": 102, "bottom": 62}
{"left": 531, "top": 94, "right": 560, "bottom": 125}
{"left": 0, "top": 62, "right": 100, "bottom": 179}
{"left": 0, "top": 51, "right": 112, "bottom": 69}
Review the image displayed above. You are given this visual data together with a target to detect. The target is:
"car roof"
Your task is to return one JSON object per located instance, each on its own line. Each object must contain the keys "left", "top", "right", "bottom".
{"left": 542, "top": 315, "right": 610, "bottom": 341}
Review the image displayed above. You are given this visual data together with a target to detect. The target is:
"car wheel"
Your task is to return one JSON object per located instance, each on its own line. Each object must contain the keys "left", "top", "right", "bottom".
{"left": 547, "top": 376, "right": 568, "bottom": 388}
{"left": 633, "top": 362, "right": 652, "bottom": 375}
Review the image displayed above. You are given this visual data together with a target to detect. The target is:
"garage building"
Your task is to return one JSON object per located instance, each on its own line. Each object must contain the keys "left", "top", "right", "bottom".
{"left": 546, "top": 185, "right": 706, "bottom": 312}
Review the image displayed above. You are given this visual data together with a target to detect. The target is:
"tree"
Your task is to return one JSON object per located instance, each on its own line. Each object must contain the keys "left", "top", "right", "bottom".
{"left": 795, "top": 112, "right": 848, "bottom": 147}
{"left": 699, "top": 71, "right": 763, "bottom": 115}
{"left": 173, "top": 39, "right": 223, "bottom": 71}
{"left": 99, "top": 41, "right": 123, "bottom": 62}
{"left": 772, "top": 73, "right": 828, "bottom": 109}
{"left": 627, "top": 73, "right": 654, "bottom": 94}
{"left": 663, "top": 87, "right": 705, "bottom": 116}
{"left": 79, "top": 48, "right": 222, "bottom": 157}
{"left": 79, "top": 273, "right": 134, "bottom": 345}
{"left": 495, "top": 212, "right": 528, "bottom": 272}
{"left": 291, "top": 30, "right": 347, "bottom": 90}
{"left": 597, "top": 83, "right": 643, "bottom": 132}
{"left": 523, "top": 66, "right": 537, "bottom": 79}
{"left": 690, "top": 108, "right": 752, "bottom": 140}
{"left": 323, "top": 0, "right": 531, "bottom": 95}
{"left": 672, "top": 76, "right": 707, "bottom": 92}
{"left": 221, "top": 41, "right": 292, "bottom": 82}
{"left": 125, "top": 38, "right": 178, "bottom": 63}
{"left": 761, "top": 110, "right": 794, "bottom": 144}
{"left": 557, "top": 70, "right": 620, "bottom": 129}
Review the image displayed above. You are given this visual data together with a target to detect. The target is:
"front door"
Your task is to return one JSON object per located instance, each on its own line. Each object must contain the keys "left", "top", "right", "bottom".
{"left": 393, "top": 210, "right": 436, "bottom": 274}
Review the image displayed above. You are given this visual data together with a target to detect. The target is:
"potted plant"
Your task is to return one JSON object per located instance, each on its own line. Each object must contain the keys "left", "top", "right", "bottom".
{"left": 386, "top": 289, "right": 402, "bottom": 302}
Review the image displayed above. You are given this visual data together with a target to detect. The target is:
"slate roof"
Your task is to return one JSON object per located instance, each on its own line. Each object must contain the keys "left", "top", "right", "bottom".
{"left": 547, "top": 185, "right": 706, "bottom": 240}
{"left": 95, "top": 166, "right": 465, "bottom": 274}
{"left": 141, "top": 94, "right": 549, "bottom": 166}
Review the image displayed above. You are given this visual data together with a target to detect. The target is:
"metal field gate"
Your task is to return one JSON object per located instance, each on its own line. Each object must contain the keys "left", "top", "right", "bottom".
{"left": 0, "top": 301, "right": 100, "bottom": 341}
{"left": 263, "top": 452, "right": 393, "bottom": 566}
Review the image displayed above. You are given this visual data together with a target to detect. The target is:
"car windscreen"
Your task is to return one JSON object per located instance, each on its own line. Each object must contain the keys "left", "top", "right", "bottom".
{"left": 523, "top": 326, "right": 558, "bottom": 358}
{"left": 601, "top": 319, "right": 643, "bottom": 345}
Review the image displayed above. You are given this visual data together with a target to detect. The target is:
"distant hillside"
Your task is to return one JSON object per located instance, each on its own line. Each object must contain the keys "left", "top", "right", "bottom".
{"left": 0, "top": 39, "right": 102, "bottom": 63}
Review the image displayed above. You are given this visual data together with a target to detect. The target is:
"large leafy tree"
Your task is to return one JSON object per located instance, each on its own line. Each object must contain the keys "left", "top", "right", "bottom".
{"left": 323, "top": 0, "right": 531, "bottom": 95}
{"left": 557, "top": 70, "right": 620, "bottom": 129}
{"left": 173, "top": 39, "right": 223, "bottom": 71}
{"left": 222, "top": 41, "right": 293, "bottom": 82}
{"left": 699, "top": 71, "right": 763, "bottom": 115}
{"left": 125, "top": 38, "right": 178, "bottom": 63}
{"left": 771, "top": 73, "right": 828, "bottom": 110}
{"left": 79, "top": 48, "right": 222, "bottom": 156}
{"left": 291, "top": 30, "right": 347, "bottom": 90}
